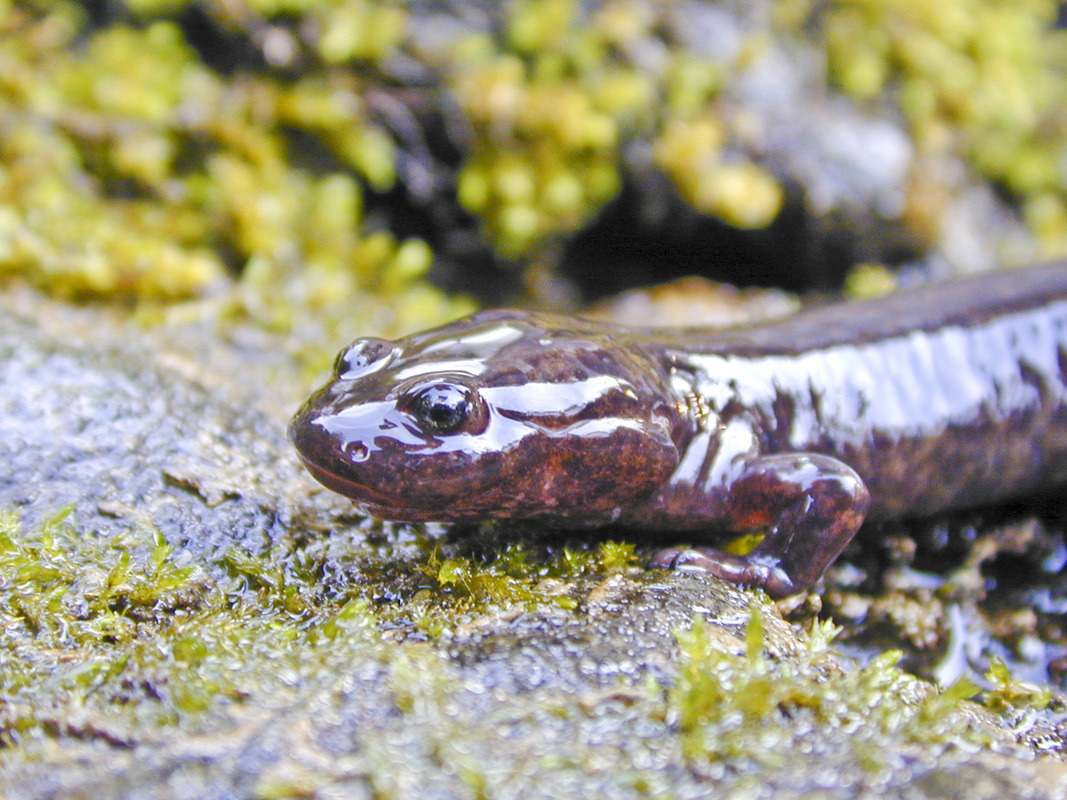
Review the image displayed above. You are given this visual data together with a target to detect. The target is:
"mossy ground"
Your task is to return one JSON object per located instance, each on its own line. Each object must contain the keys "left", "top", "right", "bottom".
{"left": 0, "top": 495, "right": 1058, "bottom": 798}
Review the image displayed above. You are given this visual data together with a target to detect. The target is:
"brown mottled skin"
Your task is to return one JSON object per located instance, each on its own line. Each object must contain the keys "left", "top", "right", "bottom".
{"left": 290, "top": 262, "right": 1067, "bottom": 597}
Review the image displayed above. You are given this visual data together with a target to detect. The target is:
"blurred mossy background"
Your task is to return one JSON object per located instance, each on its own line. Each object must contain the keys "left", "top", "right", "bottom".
{"left": 2, "top": 0, "right": 1067, "bottom": 337}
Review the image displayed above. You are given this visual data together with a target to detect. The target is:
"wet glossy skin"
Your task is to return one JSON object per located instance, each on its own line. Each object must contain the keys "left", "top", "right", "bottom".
{"left": 290, "top": 262, "right": 1067, "bottom": 598}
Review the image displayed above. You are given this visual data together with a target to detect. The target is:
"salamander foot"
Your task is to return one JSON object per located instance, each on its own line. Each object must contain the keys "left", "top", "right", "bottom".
{"left": 649, "top": 546, "right": 795, "bottom": 598}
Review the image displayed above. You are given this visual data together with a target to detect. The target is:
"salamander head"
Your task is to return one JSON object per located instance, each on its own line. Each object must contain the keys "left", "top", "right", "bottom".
{"left": 289, "top": 310, "right": 680, "bottom": 523}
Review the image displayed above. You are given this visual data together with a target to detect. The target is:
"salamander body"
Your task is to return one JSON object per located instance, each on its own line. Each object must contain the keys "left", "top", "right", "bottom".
{"left": 290, "top": 262, "right": 1067, "bottom": 597}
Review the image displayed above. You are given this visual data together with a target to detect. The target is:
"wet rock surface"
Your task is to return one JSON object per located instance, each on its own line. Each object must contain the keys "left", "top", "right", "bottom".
{"left": 0, "top": 298, "right": 326, "bottom": 563}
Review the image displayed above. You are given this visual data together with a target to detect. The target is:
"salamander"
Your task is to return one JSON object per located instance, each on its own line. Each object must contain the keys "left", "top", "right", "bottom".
{"left": 289, "top": 261, "right": 1067, "bottom": 597}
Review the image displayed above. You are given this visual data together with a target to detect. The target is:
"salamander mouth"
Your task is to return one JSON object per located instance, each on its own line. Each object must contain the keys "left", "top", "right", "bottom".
{"left": 289, "top": 415, "right": 378, "bottom": 502}
{"left": 292, "top": 453, "right": 456, "bottom": 522}
{"left": 294, "top": 455, "right": 372, "bottom": 501}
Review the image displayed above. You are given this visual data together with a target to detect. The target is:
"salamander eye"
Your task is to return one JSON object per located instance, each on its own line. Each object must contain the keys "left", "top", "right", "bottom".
{"left": 405, "top": 382, "right": 487, "bottom": 435}
{"left": 335, "top": 338, "right": 394, "bottom": 379}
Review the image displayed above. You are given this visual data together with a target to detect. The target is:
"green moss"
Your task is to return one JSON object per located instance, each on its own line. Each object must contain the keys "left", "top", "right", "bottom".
{"left": 668, "top": 607, "right": 983, "bottom": 776}
{"left": 844, "top": 261, "right": 900, "bottom": 299}
{"left": 593, "top": 540, "right": 642, "bottom": 572}
{"left": 819, "top": 0, "right": 1067, "bottom": 255}
{"left": 0, "top": 506, "right": 628, "bottom": 745}
{"left": 981, "top": 656, "right": 1053, "bottom": 713}
{"left": 437, "top": 0, "right": 786, "bottom": 256}
{"left": 0, "top": 505, "right": 398, "bottom": 742}
{"left": 6, "top": 0, "right": 1067, "bottom": 305}
{"left": 403, "top": 539, "right": 645, "bottom": 635}
{"left": 0, "top": 504, "right": 1041, "bottom": 794}
{"left": 0, "top": 0, "right": 469, "bottom": 348}
{"left": 0, "top": 508, "right": 210, "bottom": 651}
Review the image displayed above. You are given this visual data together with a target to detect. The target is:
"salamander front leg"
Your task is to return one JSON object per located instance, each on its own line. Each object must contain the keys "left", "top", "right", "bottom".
{"left": 650, "top": 453, "right": 870, "bottom": 598}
